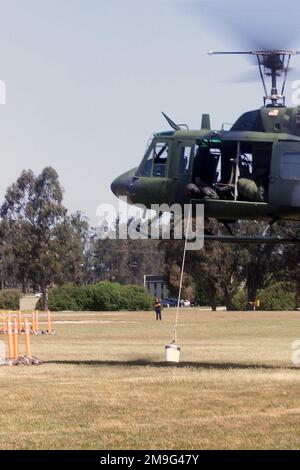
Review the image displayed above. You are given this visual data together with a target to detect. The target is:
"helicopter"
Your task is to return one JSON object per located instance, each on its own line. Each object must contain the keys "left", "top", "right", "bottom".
{"left": 111, "top": 49, "right": 300, "bottom": 243}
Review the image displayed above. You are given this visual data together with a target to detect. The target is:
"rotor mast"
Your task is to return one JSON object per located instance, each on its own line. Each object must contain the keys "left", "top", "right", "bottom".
{"left": 209, "top": 50, "right": 299, "bottom": 106}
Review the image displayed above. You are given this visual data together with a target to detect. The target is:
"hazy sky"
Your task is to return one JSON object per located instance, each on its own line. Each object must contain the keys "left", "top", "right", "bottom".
{"left": 0, "top": 0, "right": 300, "bottom": 223}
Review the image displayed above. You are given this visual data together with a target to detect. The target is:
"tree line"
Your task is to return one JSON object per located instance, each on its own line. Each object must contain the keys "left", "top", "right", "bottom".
{"left": 0, "top": 167, "right": 299, "bottom": 310}
{"left": 0, "top": 167, "right": 165, "bottom": 309}
{"left": 162, "top": 224, "right": 300, "bottom": 310}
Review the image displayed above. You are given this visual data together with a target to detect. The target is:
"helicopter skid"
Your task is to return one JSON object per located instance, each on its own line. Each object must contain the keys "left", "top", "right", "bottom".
{"left": 203, "top": 235, "right": 300, "bottom": 244}
{"left": 193, "top": 199, "right": 300, "bottom": 222}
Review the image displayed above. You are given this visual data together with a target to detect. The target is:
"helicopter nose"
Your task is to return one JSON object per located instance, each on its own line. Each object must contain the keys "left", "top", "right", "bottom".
{"left": 111, "top": 168, "right": 138, "bottom": 200}
{"left": 111, "top": 173, "right": 130, "bottom": 198}
{"left": 111, "top": 177, "right": 121, "bottom": 198}
{"left": 111, "top": 175, "right": 129, "bottom": 198}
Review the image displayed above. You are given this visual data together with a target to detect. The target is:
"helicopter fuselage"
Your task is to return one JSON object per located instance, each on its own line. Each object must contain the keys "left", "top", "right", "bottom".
{"left": 111, "top": 106, "right": 300, "bottom": 223}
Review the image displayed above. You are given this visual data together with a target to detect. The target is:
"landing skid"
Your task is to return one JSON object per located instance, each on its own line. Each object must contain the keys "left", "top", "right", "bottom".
{"left": 205, "top": 218, "right": 300, "bottom": 244}
{"left": 136, "top": 212, "right": 300, "bottom": 245}
{"left": 189, "top": 217, "right": 300, "bottom": 245}
{"left": 204, "top": 235, "right": 300, "bottom": 244}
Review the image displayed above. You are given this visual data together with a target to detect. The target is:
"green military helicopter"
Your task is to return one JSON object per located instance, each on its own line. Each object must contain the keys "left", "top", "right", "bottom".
{"left": 111, "top": 50, "right": 300, "bottom": 243}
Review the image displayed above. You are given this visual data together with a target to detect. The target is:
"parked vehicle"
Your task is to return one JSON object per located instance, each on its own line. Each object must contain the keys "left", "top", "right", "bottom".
{"left": 180, "top": 299, "right": 191, "bottom": 307}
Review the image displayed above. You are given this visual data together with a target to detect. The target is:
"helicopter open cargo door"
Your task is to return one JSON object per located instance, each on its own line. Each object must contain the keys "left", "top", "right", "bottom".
{"left": 269, "top": 141, "right": 300, "bottom": 207}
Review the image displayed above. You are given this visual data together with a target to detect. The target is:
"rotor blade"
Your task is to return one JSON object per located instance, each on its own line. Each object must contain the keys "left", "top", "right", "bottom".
{"left": 219, "top": 68, "right": 260, "bottom": 84}
{"left": 220, "top": 67, "right": 300, "bottom": 84}
{"left": 161, "top": 112, "right": 181, "bottom": 131}
{"left": 208, "top": 51, "right": 253, "bottom": 55}
{"left": 180, "top": 0, "right": 300, "bottom": 58}
{"left": 209, "top": 50, "right": 300, "bottom": 56}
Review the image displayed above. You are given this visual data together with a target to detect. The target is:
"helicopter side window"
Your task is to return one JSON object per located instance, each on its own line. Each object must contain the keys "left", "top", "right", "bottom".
{"left": 178, "top": 146, "right": 192, "bottom": 175}
{"left": 280, "top": 153, "right": 300, "bottom": 180}
{"left": 240, "top": 153, "right": 253, "bottom": 178}
{"left": 153, "top": 142, "right": 168, "bottom": 177}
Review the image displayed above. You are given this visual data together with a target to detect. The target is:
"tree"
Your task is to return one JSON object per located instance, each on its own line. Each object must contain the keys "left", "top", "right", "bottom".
{"left": 0, "top": 167, "right": 89, "bottom": 309}
{"left": 235, "top": 221, "right": 282, "bottom": 303}
{"left": 280, "top": 222, "right": 300, "bottom": 307}
{"left": 57, "top": 211, "right": 92, "bottom": 285}
{"left": 92, "top": 219, "right": 164, "bottom": 285}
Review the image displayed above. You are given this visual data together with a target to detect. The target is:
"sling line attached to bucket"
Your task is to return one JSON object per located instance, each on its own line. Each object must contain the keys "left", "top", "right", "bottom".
{"left": 171, "top": 203, "right": 192, "bottom": 344}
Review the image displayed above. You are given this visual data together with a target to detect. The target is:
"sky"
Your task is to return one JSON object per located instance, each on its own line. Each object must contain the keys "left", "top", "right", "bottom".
{"left": 0, "top": 0, "right": 300, "bottom": 224}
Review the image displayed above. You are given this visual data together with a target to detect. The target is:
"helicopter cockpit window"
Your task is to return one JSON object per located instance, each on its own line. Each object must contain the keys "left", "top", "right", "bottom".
{"left": 137, "top": 141, "right": 169, "bottom": 178}
{"left": 138, "top": 147, "right": 154, "bottom": 177}
{"left": 152, "top": 142, "right": 168, "bottom": 177}
{"left": 281, "top": 153, "right": 300, "bottom": 180}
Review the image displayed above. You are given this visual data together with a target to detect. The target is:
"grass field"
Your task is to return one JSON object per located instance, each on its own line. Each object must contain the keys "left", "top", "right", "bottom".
{"left": 1, "top": 309, "right": 300, "bottom": 450}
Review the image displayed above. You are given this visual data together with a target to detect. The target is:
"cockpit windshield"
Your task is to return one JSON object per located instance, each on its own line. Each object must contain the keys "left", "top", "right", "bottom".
{"left": 137, "top": 140, "right": 169, "bottom": 178}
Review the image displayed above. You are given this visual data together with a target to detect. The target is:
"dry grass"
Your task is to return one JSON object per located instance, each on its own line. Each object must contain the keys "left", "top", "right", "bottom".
{"left": 1, "top": 309, "right": 300, "bottom": 449}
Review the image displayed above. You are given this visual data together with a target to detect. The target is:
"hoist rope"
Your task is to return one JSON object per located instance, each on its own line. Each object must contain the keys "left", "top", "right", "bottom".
{"left": 172, "top": 203, "right": 192, "bottom": 344}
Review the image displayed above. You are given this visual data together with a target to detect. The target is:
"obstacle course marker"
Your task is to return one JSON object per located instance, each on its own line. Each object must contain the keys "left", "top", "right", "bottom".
{"left": 24, "top": 318, "right": 31, "bottom": 358}
{"left": 7, "top": 318, "right": 14, "bottom": 361}
{"left": 0, "top": 309, "right": 55, "bottom": 366}
{"left": 47, "top": 310, "right": 52, "bottom": 335}
{"left": 13, "top": 319, "right": 19, "bottom": 359}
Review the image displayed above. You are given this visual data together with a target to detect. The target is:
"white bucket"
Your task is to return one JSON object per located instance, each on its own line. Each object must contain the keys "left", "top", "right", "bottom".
{"left": 165, "top": 343, "right": 181, "bottom": 363}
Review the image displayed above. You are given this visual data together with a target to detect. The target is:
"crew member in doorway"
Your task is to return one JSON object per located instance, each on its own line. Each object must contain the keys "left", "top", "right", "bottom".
{"left": 188, "top": 145, "right": 219, "bottom": 200}
{"left": 154, "top": 298, "right": 162, "bottom": 321}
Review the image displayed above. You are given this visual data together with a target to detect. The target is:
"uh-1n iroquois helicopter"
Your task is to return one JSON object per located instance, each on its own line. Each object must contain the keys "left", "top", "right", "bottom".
{"left": 111, "top": 49, "right": 300, "bottom": 244}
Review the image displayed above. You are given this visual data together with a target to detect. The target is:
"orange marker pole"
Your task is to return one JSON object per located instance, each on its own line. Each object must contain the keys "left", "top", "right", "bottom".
{"left": 13, "top": 319, "right": 19, "bottom": 359}
{"left": 7, "top": 319, "right": 14, "bottom": 360}
{"left": 31, "top": 310, "right": 35, "bottom": 333}
{"left": 35, "top": 310, "right": 39, "bottom": 332}
{"left": 24, "top": 319, "right": 31, "bottom": 357}
{"left": 47, "top": 310, "right": 52, "bottom": 335}
{"left": 18, "top": 310, "right": 22, "bottom": 333}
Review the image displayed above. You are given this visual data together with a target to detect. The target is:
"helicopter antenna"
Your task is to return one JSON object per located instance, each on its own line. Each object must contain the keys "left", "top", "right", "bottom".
{"left": 209, "top": 50, "right": 300, "bottom": 106}
{"left": 162, "top": 112, "right": 189, "bottom": 131}
{"left": 162, "top": 112, "right": 181, "bottom": 131}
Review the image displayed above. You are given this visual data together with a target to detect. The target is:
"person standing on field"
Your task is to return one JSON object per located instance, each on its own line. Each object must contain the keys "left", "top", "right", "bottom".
{"left": 154, "top": 297, "right": 162, "bottom": 321}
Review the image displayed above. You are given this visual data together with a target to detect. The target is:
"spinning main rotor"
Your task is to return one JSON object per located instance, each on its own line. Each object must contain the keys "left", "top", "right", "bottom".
{"left": 209, "top": 49, "right": 300, "bottom": 106}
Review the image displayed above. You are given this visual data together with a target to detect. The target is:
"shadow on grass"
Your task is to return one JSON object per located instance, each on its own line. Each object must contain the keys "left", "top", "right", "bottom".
{"left": 44, "top": 359, "right": 299, "bottom": 371}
